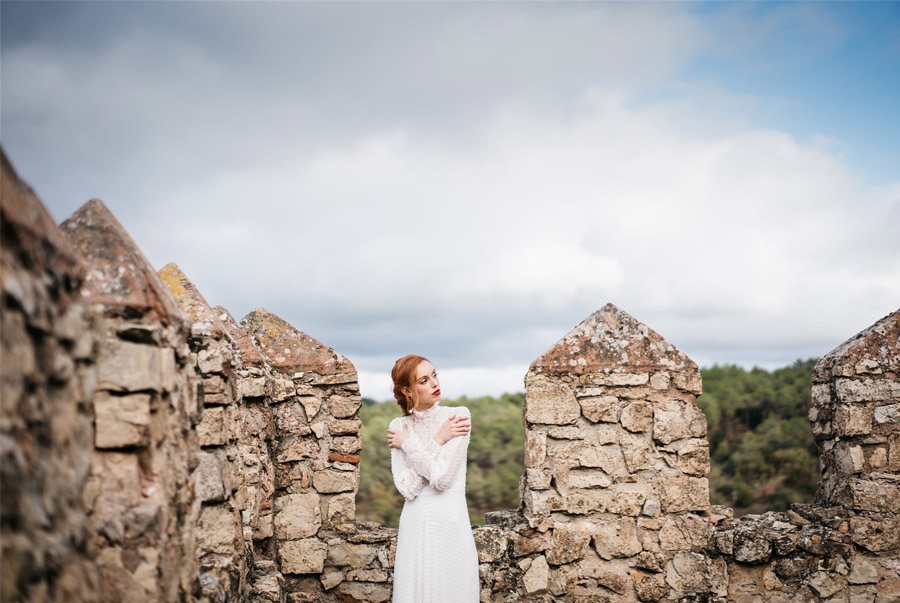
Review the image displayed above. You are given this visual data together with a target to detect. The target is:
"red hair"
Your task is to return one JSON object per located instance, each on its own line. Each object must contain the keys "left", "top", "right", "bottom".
{"left": 391, "top": 354, "right": 430, "bottom": 416}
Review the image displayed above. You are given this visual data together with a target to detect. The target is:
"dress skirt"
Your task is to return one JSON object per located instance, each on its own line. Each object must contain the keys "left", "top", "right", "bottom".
{"left": 392, "top": 487, "right": 480, "bottom": 602}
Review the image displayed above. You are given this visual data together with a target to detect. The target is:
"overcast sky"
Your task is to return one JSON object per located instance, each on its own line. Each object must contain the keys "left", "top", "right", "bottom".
{"left": 2, "top": 2, "right": 898, "bottom": 401}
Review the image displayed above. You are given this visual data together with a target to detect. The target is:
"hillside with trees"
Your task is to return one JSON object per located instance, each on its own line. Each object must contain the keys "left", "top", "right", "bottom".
{"left": 356, "top": 360, "right": 819, "bottom": 526}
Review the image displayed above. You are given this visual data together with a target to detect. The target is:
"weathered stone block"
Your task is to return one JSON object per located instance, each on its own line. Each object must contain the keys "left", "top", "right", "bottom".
{"left": 547, "top": 425, "right": 586, "bottom": 439}
{"left": 579, "top": 395, "right": 619, "bottom": 423}
{"left": 240, "top": 377, "right": 266, "bottom": 398}
{"left": 649, "top": 372, "right": 670, "bottom": 390}
{"left": 329, "top": 418, "right": 361, "bottom": 435}
{"left": 524, "top": 430, "right": 547, "bottom": 467}
{"left": 473, "top": 526, "right": 508, "bottom": 563}
{"left": 846, "top": 478, "right": 900, "bottom": 513}
{"left": 313, "top": 469, "right": 357, "bottom": 493}
{"left": 665, "top": 552, "right": 713, "bottom": 595}
{"left": 565, "top": 469, "right": 612, "bottom": 490}
{"left": 345, "top": 568, "right": 388, "bottom": 582}
{"left": 579, "top": 555, "right": 633, "bottom": 594}
{"left": 98, "top": 339, "right": 162, "bottom": 392}
{"left": 326, "top": 542, "right": 377, "bottom": 568}
{"left": 325, "top": 492, "right": 355, "bottom": 526}
{"left": 525, "top": 384, "right": 580, "bottom": 425}
{"left": 329, "top": 395, "right": 361, "bottom": 418}
{"left": 835, "top": 378, "right": 899, "bottom": 403}
{"left": 874, "top": 402, "right": 900, "bottom": 424}
{"left": 197, "top": 505, "right": 242, "bottom": 556}
{"left": 298, "top": 395, "right": 322, "bottom": 421}
{"left": 653, "top": 399, "right": 707, "bottom": 445}
{"left": 524, "top": 488, "right": 561, "bottom": 515}
{"left": 276, "top": 437, "right": 320, "bottom": 463}
{"left": 320, "top": 569, "right": 344, "bottom": 590}
{"left": 274, "top": 403, "right": 310, "bottom": 436}
{"left": 279, "top": 538, "right": 326, "bottom": 575}
{"left": 274, "top": 493, "right": 321, "bottom": 539}
{"left": 522, "top": 555, "right": 549, "bottom": 594}
{"left": 620, "top": 432, "right": 655, "bottom": 473}
{"left": 847, "top": 557, "right": 878, "bottom": 585}
{"left": 591, "top": 517, "right": 641, "bottom": 559}
{"left": 336, "top": 581, "right": 392, "bottom": 602}
{"left": 597, "top": 372, "right": 649, "bottom": 386}
{"left": 546, "top": 527, "right": 590, "bottom": 565}
{"left": 195, "top": 449, "right": 231, "bottom": 502}
{"left": 330, "top": 436, "right": 361, "bottom": 454}
{"left": 659, "top": 475, "right": 709, "bottom": 513}
{"left": 835, "top": 403, "right": 873, "bottom": 435}
{"left": 526, "top": 467, "right": 553, "bottom": 490}
{"left": 94, "top": 391, "right": 151, "bottom": 449}
{"left": 621, "top": 400, "right": 653, "bottom": 432}
{"left": 197, "top": 347, "right": 225, "bottom": 374}
{"left": 807, "top": 571, "right": 846, "bottom": 598}
{"left": 197, "top": 406, "right": 228, "bottom": 447}
{"left": 659, "top": 513, "right": 710, "bottom": 551}
{"left": 551, "top": 440, "right": 628, "bottom": 476}
{"left": 677, "top": 442, "right": 710, "bottom": 476}
{"left": 635, "top": 572, "right": 668, "bottom": 602}
{"left": 673, "top": 372, "right": 702, "bottom": 395}
{"left": 733, "top": 523, "right": 773, "bottom": 564}
{"left": 607, "top": 482, "right": 653, "bottom": 516}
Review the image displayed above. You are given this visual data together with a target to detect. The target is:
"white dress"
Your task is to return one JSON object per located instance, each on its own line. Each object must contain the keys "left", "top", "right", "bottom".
{"left": 389, "top": 400, "right": 480, "bottom": 603}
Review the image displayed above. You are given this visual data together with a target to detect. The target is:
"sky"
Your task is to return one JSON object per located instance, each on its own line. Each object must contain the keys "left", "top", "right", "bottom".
{"left": 2, "top": 1, "right": 899, "bottom": 402}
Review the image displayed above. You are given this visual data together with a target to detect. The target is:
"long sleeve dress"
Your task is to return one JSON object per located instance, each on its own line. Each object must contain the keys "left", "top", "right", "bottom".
{"left": 389, "top": 400, "right": 480, "bottom": 603}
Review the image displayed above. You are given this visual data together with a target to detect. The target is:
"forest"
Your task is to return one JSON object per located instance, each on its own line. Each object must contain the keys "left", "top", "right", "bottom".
{"left": 355, "top": 359, "right": 819, "bottom": 527}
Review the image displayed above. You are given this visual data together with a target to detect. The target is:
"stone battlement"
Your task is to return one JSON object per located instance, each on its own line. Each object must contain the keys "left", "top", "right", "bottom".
{"left": 2, "top": 148, "right": 898, "bottom": 602}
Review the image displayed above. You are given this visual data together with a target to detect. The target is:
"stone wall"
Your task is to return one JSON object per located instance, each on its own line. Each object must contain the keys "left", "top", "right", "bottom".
{"left": 1, "top": 147, "right": 898, "bottom": 602}
{"left": 1, "top": 152, "right": 98, "bottom": 602}
{"left": 61, "top": 199, "right": 201, "bottom": 602}
{"left": 159, "top": 264, "right": 248, "bottom": 601}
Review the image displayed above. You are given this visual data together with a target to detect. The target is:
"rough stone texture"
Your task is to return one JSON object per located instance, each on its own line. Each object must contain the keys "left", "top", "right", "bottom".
{"left": 160, "top": 263, "right": 248, "bottom": 600}
{"left": 810, "top": 309, "right": 900, "bottom": 515}
{"left": 62, "top": 198, "right": 201, "bottom": 602}
{"left": 529, "top": 303, "right": 699, "bottom": 380}
{"left": 3, "top": 147, "right": 899, "bottom": 603}
{"left": 517, "top": 303, "right": 712, "bottom": 600}
{"left": 0, "top": 151, "right": 99, "bottom": 602}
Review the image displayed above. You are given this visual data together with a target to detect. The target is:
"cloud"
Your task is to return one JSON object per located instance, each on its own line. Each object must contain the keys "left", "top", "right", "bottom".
{"left": 1, "top": 3, "right": 897, "bottom": 398}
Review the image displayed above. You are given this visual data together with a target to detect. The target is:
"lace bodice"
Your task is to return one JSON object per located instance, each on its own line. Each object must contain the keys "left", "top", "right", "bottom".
{"left": 389, "top": 402, "right": 471, "bottom": 501}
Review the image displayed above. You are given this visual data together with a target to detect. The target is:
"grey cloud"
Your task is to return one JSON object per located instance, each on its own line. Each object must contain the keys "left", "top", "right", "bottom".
{"left": 2, "top": 2, "right": 897, "bottom": 398}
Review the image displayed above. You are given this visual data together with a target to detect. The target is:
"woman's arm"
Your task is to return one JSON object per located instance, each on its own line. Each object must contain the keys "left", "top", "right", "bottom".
{"left": 400, "top": 407, "right": 472, "bottom": 492}
{"left": 389, "top": 418, "right": 428, "bottom": 501}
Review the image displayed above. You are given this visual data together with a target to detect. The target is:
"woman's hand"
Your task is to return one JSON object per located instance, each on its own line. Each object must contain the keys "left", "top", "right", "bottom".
{"left": 387, "top": 424, "right": 411, "bottom": 449}
{"left": 434, "top": 415, "right": 471, "bottom": 446}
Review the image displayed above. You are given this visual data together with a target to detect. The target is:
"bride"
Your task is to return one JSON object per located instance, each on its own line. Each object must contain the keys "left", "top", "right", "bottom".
{"left": 386, "top": 354, "right": 480, "bottom": 602}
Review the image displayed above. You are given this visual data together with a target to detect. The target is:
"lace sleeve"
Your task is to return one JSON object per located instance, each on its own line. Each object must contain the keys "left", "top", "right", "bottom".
{"left": 389, "top": 418, "right": 427, "bottom": 501}
{"left": 400, "top": 407, "right": 471, "bottom": 492}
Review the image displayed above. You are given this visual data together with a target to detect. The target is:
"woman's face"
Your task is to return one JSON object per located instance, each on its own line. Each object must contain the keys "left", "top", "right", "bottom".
{"left": 411, "top": 360, "right": 441, "bottom": 407}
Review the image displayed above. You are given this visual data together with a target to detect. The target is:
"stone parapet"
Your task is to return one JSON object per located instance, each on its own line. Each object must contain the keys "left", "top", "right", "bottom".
{"left": 1, "top": 150, "right": 99, "bottom": 602}
{"left": 61, "top": 199, "right": 200, "bottom": 602}
{"left": 809, "top": 309, "right": 900, "bottom": 515}
{"left": 160, "top": 263, "right": 248, "bottom": 601}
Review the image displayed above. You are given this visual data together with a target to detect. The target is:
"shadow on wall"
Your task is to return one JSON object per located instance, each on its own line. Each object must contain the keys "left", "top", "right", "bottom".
{"left": 1, "top": 147, "right": 898, "bottom": 602}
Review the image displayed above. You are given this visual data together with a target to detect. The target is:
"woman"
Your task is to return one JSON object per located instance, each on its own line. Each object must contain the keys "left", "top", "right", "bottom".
{"left": 386, "top": 354, "right": 480, "bottom": 602}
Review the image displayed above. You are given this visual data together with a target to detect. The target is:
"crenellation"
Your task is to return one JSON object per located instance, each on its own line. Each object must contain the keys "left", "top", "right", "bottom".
{"left": 2, "top": 147, "right": 898, "bottom": 601}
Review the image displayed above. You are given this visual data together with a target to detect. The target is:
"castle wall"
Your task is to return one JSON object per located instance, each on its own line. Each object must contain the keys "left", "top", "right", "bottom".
{"left": 60, "top": 199, "right": 202, "bottom": 602}
{"left": 1, "top": 152, "right": 99, "bottom": 602}
{"left": 159, "top": 264, "right": 249, "bottom": 601}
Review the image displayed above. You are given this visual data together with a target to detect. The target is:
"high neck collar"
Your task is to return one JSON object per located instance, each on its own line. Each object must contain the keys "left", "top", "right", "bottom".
{"left": 411, "top": 399, "right": 441, "bottom": 420}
